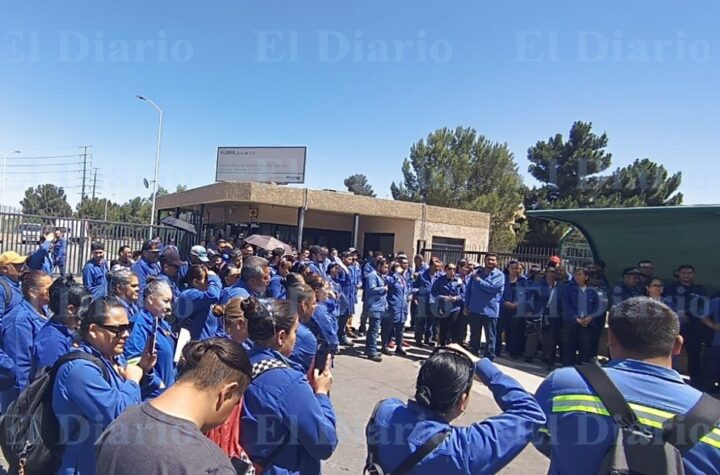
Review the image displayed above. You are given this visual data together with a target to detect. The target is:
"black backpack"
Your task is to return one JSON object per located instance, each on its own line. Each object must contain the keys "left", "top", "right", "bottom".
{"left": 0, "top": 352, "right": 109, "bottom": 475}
{"left": 577, "top": 364, "right": 720, "bottom": 475}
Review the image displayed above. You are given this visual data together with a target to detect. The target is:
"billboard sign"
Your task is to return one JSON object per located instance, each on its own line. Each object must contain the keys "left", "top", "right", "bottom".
{"left": 216, "top": 146, "right": 306, "bottom": 184}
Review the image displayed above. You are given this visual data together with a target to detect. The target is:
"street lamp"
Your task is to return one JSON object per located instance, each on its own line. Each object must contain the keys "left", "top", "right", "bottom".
{"left": 136, "top": 95, "right": 163, "bottom": 227}
{"left": 0, "top": 150, "right": 21, "bottom": 212}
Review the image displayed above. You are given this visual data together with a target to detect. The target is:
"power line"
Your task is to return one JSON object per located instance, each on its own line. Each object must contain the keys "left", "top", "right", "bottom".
{"left": 3, "top": 162, "right": 83, "bottom": 168}
{"left": 6, "top": 154, "right": 82, "bottom": 160}
{"left": 3, "top": 169, "right": 85, "bottom": 175}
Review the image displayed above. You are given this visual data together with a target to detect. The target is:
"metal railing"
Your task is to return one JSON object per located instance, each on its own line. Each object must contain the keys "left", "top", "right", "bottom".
{"left": 0, "top": 212, "right": 196, "bottom": 276}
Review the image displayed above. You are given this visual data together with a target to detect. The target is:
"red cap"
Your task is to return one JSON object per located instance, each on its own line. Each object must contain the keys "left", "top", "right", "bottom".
{"left": 549, "top": 256, "right": 562, "bottom": 264}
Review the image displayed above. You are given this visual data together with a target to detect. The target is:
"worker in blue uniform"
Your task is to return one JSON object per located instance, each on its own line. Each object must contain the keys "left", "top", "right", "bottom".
{"left": 534, "top": 297, "right": 720, "bottom": 475}
{"left": 335, "top": 252, "right": 357, "bottom": 346}
{"left": 0, "top": 271, "right": 52, "bottom": 410}
{"left": 413, "top": 259, "right": 442, "bottom": 347}
{"left": 560, "top": 266, "right": 605, "bottom": 366}
{"left": 304, "top": 274, "right": 339, "bottom": 355}
{"left": 125, "top": 277, "right": 176, "bottom": 399}
{"left": 221, "top": 256, "right": 271, "bottom": 304}
{"left": 288, "top": 283, "right": 319, "bottom": 373}
{"left": 52, "top": 228, "right": 67, "bottom": 277}
{"left": 364, "top": 259, "right": 389, "bottom": 362}
{"left": 31, "top": 275, "right": 88, "bottom": 379}
{"left": 0, "top": 251, "right": 26, "bottom": 319}
{"left": 240, "top": 297, "right": 338, "bottom": 474}
{"left": 82, "top": 242, "right": 109, "bottom": 300}
{"left": 52, "top": 296, "right": 160, "bottom": 475}
{"left": 464, "top": 253, "right": 505, "bottom": 360}
{"left": 268, "top": 259, "right": 291, "bottom": 299}
{"left": 382, "top": 261, "right": 411, "bottom": 356}
{"left": 108, "top": 267, "right": 141, "bottom": 320}
{"left": 176, "top": 265, "right": 222, "bottom": 340}
{"left": 365, "top": 343, "right": 545, "bottom": 474}
{"left": 431, "top": 262, "right": 466, "bottom": 346}
{"left": 158, "top": 248, "right": 185, "bottom": 302}
{"left": 307, "top": 245, "right": 330, "bottom": 281}
{"left": 132, "top": 240, "right": 162, "bottom": 300}
{"left": 27, "top": 231, "right": 55, "bottom": 275}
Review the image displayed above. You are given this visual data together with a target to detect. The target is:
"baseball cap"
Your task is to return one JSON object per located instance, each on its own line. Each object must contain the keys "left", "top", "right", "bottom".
{"left": 623, "top": 267, "right": 642, "bottom": 276}
{"left": 0, "top": 251, "right": 27, "bottom": 266}
{"left": 160, "top": 249, "right": 183, "bottom": 268}
{"left": 141, "top": 240, "right": 160, "bottom": 252}
{"left": 190, "top": 245, "right": 209, "bottom": 262}
{"left": 549, "top": 256, "right": 562, "bottom": 265}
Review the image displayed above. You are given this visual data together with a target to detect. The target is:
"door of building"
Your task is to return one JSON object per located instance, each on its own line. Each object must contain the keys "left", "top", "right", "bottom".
{"left": 363, "top": 233, "right": 395, "bottom": 257}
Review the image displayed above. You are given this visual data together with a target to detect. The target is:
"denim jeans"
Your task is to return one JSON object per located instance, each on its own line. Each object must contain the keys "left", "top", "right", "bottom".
{"left": 365, "top": 311, "right": 383, "bottom": 357}
{"left": 469, "top": 313, "right": 497, "bottom": 360}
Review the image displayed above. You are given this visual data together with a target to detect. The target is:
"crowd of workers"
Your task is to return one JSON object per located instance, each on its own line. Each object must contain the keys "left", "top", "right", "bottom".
{"left": 0, "top": 230, "right": 717, "bottom": 474}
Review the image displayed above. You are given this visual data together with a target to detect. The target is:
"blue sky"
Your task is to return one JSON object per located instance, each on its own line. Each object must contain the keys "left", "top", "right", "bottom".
{"left": 1, "top": 1, "right": 718, "bottom": 208}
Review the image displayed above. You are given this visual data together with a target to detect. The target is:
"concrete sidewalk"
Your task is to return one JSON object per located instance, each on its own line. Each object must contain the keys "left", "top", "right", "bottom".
{"left": 323, "top": 327, "right": 550, "bottom": 474}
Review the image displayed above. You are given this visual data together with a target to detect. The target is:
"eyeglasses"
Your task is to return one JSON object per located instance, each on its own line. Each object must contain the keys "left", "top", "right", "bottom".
{"left": 96, "top": 323, "right": 133, "bottom": 336}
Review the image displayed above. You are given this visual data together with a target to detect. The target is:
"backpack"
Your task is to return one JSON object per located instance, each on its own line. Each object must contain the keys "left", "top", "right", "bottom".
{"left": 206, "top": 357, "right": 291, "bottom": 475}
{"left": 364, "top": 399, "right": 451, "bottom": 475}
{"left": 576, "top": 364, "right": 720, "bottom": 475}
{"left": 0, "top": 351, "right": 109, "bottom": 475}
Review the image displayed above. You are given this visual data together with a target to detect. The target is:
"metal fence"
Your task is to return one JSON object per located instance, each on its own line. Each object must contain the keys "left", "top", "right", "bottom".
{"left": 419, "top": 243, "right": 594, "bottom": 273}
{"left": 0, "top": 212, "right": 196, "bottom": 276}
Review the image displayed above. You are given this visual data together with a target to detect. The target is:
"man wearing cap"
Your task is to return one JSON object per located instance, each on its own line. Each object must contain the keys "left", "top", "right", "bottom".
{"left": 82, "top": 242, "right": 109, "bottom": 300}
{"left": 27, "top": 232, "right": 55, "bottom": 275}
{"left": 0, "top": 252, "right": 26, "bottom": 318}
{"left": 132, "top": 239, "right": 162, "bottom": 300}
{"left": 610, "top": 267, "right": 643, "bottom": 307}
{"left": 159, "top": 249, "right": 186, "bottom": 301}
{"left": 190, "top": 245, "right": 210, "bottom": 266}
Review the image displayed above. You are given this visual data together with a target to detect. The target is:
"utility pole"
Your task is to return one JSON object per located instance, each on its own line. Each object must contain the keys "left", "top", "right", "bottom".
{"left": 91, "top": 168, "right": 98, "bottom": 200}
{"left": 79, "top": 145, "right": 92, "bottom": 201}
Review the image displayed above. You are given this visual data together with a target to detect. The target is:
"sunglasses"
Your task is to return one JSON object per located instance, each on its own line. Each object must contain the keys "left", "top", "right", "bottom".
{"left": 96, "top": 323, "right": 133, "bottom": 336}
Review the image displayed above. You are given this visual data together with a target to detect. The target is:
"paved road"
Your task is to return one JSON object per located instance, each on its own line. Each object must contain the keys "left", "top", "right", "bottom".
{"left": 324, "top": 326, "right": 550, "bottom": 474}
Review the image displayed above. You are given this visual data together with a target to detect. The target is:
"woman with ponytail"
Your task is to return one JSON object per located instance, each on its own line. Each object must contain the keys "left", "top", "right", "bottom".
{"left": 364, "top": 344, "right": 545, "bottom": 474}
{"left": 240, "top": 297, "right": 338, "bottom": 474}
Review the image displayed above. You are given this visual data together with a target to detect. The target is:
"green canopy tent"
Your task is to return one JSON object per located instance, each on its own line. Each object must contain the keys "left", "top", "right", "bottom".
{"left": 527, "top": 205, "right": 720, "bottom": 294}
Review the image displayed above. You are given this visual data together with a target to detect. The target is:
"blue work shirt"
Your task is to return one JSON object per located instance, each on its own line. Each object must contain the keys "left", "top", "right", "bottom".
{"left": 241, "top": 344, "right": 338, "bottom": 475}
{"left": 158, "top": 272, "right": 182, "bottom": 302}
{"left": 27, "top": 240, "right": 53, "bottom": 275}
{"left": 125, "top": 309, "right": 176, "bottom": 399}
{"left": 82, "top": 259, "right": 109, "bottom": 300}
{"left": 705, "top": 298, "right": 720, "bottom": 347}
{"left": 30, "top": 317, "right": 75, "bottom": 381}
{"left": 560, "top": 281, "right": 606, "bottom": 322}
{"left": 335, "top": 268, "right": 355, "bottom": 315}
{"left": 0, "top": 275, "right": 23, "bottom": 319}
{"left": 431, "top": 274, "right": 466, "bottom": 315}
{"left": 221, "top": 279, "right": 264, "bottom": 304}
{"left": 118, "top": 298, "right": 140, "bottom": 321}
{"left": 0, "top": 300, "right": 48, "bottom": 400}
{"left": 533, "top": 359, "right": 720, "bottom": 475}
{"left": 52, "top": 342, "right": 160, "bottom": 475}
{"left": 307, "top": 304, "right": 339, "bottom": 353}
{"left": 289, "top": 321, "right": 318, "bottom": 374}
{"left": 386, "top": 272, "right": 411, "bottom": 324}
{"left": 465, "top": 268, "right": 505, "bottom": 318}
{"left": 414, "top": 269, "right": 441, "bottom": 306}
{"left": 132, "top": 258, "right": 162, "bottom": 300}
{"left": 176, "top": 274, "right": 222, "bottom": 340}
{"left": 308, "top": 260, "right": 330, "bottom": 280}
{"left": 365, "top": 271, "right": 388, "bottom": 314}
{"left": 367, "top": 359, "right": 546, "bottom": 474}
{"left": 53, "top": 238, "right": 67, "bottom": 266}
{"left": 268, "top": 274, "right": 287, "bottom": 299}
{"left": 501, "top": 275, "right": 528, "bottom": 318}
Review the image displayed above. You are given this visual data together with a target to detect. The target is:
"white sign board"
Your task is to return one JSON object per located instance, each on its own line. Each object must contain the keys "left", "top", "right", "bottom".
{"left": 216, "top": 146, "right": 306, "bottom": 184}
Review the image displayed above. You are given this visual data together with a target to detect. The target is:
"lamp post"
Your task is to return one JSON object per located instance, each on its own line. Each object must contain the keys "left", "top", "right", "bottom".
{"left": 136, "top": 95, "right": 163, "bottom": 227}
{"left": 0, "top": 150, "right": 21, "bottom": 212}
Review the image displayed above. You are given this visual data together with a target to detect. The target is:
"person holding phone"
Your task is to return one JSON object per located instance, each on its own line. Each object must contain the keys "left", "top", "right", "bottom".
{"left": 125, "top": 277, "right": 176, "bottom": 399}
{"left": 240, "top": 297, "right": 338, "bottom": 474}
{"left": 52, "top": 296, "right": 160, "bottom": 475}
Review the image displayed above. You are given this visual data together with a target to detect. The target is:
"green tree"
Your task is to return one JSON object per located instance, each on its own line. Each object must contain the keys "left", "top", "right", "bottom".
{"left": 76, "top": 197, "right": 122, "bottom": 221}
{"left": 344, "top": 174, "right": 376, "bottom": 197}
{"left": 20, "top": 184, "right": 73, "bottom": 217}
{"left": 175, "top": 184, "right": 188, "bottom": 193}
{"left": 524, "top": 122, "right": 683, "bottom": 246}
{"left": 391, "top": 127, "right": 526, "bottom": 251}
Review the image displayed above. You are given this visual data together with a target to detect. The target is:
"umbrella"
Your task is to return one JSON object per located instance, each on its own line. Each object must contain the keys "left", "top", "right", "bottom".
{"left": 160, "top": 217, "right": 198, "bottom": 235}
{"left": 244, "top": 234, "right": 293, "bottom": 254}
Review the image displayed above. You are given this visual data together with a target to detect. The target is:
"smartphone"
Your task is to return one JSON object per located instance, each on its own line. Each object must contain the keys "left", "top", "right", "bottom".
{"left": 315, "top": 342, "right": 330, "bottom": 373}
{"left": 147, "top": 317, "right": 159, "bottom": 355}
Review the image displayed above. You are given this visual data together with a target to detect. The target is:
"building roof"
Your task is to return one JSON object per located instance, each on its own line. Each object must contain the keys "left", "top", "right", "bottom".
{"left": 527, "top": 205, "right": 720, "bottom": 292}
{"left": 157, "top": 181, "right": 490, "bottom": 228}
